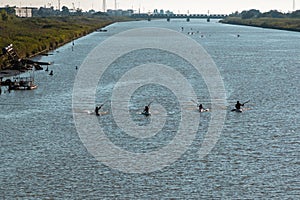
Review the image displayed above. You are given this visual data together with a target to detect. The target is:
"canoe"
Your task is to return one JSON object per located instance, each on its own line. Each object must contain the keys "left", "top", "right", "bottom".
{"left": 199, "top": 108, "right": 209, "bottom": 112}
{"left": 141, "top": 111, "right": 151, "bottom": 116}
{"left": 231, "top": 108, "right": 243, "bottom": 112}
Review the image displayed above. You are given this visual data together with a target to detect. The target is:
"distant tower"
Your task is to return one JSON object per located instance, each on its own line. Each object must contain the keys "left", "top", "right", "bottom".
{"left": 58, "top": 0, "right": 61, "bottom": 11}
{"left": 207, "top": 10, "right": 210, "bottom": 22}
{"left": 102, "top": 0, "right": 106, "bottom": 12}
{"left": 114, "top": 0, "right": 117, "bottom": 10}
{"left": 293, "top": 0, "right": 296, "bottom": 11}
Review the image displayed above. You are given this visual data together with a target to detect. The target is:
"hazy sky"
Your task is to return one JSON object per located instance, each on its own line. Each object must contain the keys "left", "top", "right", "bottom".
{"left": 0, "top": 0, "right": 298, "bottom": 14}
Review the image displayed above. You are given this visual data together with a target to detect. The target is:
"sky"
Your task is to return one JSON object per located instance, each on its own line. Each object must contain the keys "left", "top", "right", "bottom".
{"left": 0, "top": 0, "right": 298, "bottom": 14}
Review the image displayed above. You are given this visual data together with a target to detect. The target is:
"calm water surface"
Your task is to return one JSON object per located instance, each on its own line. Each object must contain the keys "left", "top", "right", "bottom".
{"left": 0, "top": 19, "right": 299, "bottom": 199}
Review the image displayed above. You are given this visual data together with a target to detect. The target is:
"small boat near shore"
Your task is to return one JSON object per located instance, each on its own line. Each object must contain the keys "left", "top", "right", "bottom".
{"left": 2, "top": 76, "right": 38, "bottom": 91}
{"left": 0, "top": 69, "right": 38, "bottom": 91}
{"left": 0, "top": 44, "right": 52, "bottom": 92}
{"left": 9, "top": 77, "right": 37, "bottom": 90}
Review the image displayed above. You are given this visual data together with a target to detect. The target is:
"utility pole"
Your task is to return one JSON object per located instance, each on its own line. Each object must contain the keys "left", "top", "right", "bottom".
{"left": 293, "top": 0, "right": 296, "bottom": 11}
{"left": 115, "top": 0, "right": 117, "bottom": 10}
{"left": 58, "top": 0, "right": 60, "bottom": 11}
{"left": 102, "top": 0, "right": 106, "bottom": 12}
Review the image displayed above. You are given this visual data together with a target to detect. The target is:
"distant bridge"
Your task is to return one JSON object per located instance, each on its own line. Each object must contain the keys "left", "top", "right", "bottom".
{"left": 131, "top": 13, "right": 228, "bottom": 21}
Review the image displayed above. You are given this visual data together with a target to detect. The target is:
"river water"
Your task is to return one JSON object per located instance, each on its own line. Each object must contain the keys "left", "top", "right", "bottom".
{"left": 0, "top": 19, "right": 299, "bottom": 199}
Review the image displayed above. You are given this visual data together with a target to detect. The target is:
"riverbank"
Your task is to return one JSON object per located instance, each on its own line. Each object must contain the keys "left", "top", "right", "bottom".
{"left": 0, "top": 15, "right": 132, "bottom": 70}
{"left": 220, "top": 17, "right": 300, "bottom": 32}
{"left": 1, "top": 19, "right": 299, "bottom": 199}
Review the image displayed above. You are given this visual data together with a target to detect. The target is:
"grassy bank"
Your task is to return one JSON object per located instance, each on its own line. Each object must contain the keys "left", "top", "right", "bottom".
{"left": 0, "top": 15, "right": 130, "bottom": 69}
{"left": 220, "top": 17, "right": 300, "bottom": 32}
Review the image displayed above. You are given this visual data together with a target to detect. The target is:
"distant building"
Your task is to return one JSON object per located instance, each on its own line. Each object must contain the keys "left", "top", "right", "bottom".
{"left": 123, "top": 9, "right": 134, "bottom": 16}
{"left": 152, "top": 9, "right": 173, "bottom": 16}
{"left": 33, "top": 7, "right": 59, "bottom": 17}
{"left": 165, "top": 10, "right": 174, "bottom": 15}
{"left": 15, "top": 7, "right": 37, "bottom": 17}
{"left": 106, "top": 9, "right": 133, "bottom": 16}
{"left": 106, "top": 9, "right": 115, "bottom": 15}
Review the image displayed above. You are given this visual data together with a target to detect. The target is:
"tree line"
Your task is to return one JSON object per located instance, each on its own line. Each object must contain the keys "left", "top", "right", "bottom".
{"left": 0, "top": 5, "right": 107, "bottom": 18}
{"left": 230, "top": 9, "right": 300, "bottom": 19}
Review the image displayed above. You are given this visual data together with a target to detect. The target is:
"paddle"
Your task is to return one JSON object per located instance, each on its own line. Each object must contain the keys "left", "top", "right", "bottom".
{"left": 98, "top": 99, "right": 109, "bottom": 108}
{"left": 141, "top": 99, "right": 154, "bottom": 115}
{"left": 191, "top": 99, "right": 207, "bottom": 108}
{"left": 191, "top": 99, "right": 209, "bottom": 112}
{"left": 94, "top": 100, "right": 109, "bottom": 116}
{"left": 147, "top": 99, "right": 155, "bottom": 107}
{"left": 191, "top": 99, "right": 200, "bottom": 106}
{"left": 231, "top": 100, "right": 250, "bottom": 111}
{"left": 242, "top": 100, "right": 250, "bottom": 105}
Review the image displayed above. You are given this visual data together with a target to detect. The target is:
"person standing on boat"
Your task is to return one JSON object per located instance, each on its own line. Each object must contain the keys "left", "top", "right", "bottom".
{"left": 198, "top": 104, "right": 204, "bottom": 112}
{"left": 235, "top": 101, "right": 244, "bottom": 110}
{"left": 95, "top": 105, "right": 102, "bottom": 116}
{"left": 143, "top": 105, "right": 149, "bottom": 113}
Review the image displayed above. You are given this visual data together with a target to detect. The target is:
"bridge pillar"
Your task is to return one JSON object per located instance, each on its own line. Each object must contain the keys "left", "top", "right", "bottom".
{"left": 167, "top": 18, "right": 170, "bottom": 22}
{"left": 186, "top": 17, "right": 190, "bottom": 22}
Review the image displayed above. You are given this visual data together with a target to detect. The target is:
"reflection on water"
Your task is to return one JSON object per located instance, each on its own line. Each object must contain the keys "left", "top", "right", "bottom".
{"left": 0, "top": 19, "right": 299, "bottom": 198}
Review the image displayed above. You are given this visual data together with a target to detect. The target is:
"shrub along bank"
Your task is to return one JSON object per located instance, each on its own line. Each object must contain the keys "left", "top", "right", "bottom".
{"left": 220, "top": 17, "right": 300, "bottom": 32}
{"left": 0, "top": 14, "right": 129, "bottom": 69}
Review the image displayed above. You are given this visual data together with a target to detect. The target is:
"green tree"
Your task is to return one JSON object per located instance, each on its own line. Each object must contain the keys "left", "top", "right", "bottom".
{"left": 241, "top": 9, "right": 261, "bottom": 19}
{"left": 289, "top": 10, "right": 300, "bottom": 18}
{"left": 261, "top": 10, "right": 285, "bottom": 18}
{"left": 61, "top": 6, "right": 70, "bottom": 16}
{"left": 1, "top": 10, "right": 9, "bottom": 21}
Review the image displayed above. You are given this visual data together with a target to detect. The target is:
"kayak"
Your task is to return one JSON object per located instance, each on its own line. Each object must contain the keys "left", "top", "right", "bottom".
{"left": 141, "top": 111, "right": 151, "bottom": 116}
{"left": 199, "top": 108, "right": 209, "bottom": 112}
{"left": 85, "top": 110, "right": 108, "bottom": 115}
{"left": 231, "top": 108, "right": 243, "bottom": 112}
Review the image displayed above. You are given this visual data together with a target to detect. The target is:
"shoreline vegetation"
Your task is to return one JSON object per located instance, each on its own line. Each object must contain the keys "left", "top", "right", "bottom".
{"left": 219, "top": 9, "right": 300, "bottom": 32}
{"left": 0, "top": 14, "right": 132, "bottom": 70}
{"left": 1, "top": 8, "right": 299, "bottom": 70}
{"left": 220, "top": 17, "right": 300, "bottom": 32}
